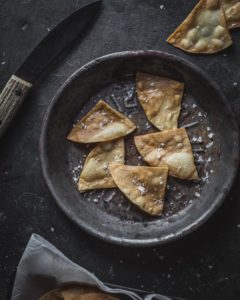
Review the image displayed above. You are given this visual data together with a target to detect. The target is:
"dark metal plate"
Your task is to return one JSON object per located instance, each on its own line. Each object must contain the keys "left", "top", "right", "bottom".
{"left": 40, "top": 51, "right": 239, "bottom": 246}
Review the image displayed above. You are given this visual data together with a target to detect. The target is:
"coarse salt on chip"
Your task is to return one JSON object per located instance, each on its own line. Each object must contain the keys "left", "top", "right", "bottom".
{"left": 134, "top": 128, "right": 198, "bottom": 180}
{"left": 67, "top": 100, "right": 136, "bottom": 143}
{"left": 136, "top": 72, "right": 184, "bottom": 131}
{"left": 78, "top": 138, "right": 124, "bottom": 191}
{"left": 167, "top": 0, "right": 232, "bottom": 54}
{"left": 109, "top": 163, "right": 168, "bottom": 216}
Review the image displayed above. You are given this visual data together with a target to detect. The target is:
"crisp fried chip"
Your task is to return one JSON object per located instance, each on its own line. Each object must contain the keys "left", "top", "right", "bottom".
{"left": 221, "top": 0, "right": 240, "bottom": 29}
{"left": 167, "top": 0, "right": 232, "bottom": 54}
{"left": 39, "top": 286, "right": 120, "bottom": 300}
{"left": 109, "top": 163, "right": 168, "bottom": 216}
{"left": 67, "top": 100, "right": 136, "bottom": 143}
{"left": 136, "top": 72, "right": 184, "bottom": 131}
{"left": 78, "top": 138, "right": 124, "bottom": 191}
{"left": 134, "top": 128, "right": 198, "bottom": 180}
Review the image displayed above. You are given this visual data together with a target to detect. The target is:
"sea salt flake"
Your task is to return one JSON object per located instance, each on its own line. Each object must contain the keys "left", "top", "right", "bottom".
{"left": 233, "top": 82, "right": 238, "bottom": 86}
{"left": 137, "top": 185, "right": 146, "bottom": 195}
{"left": 160, "top": 4, "right": 165, "bottom": 10}
{"left": 206, "top": 141, "right": 213, "bottom": 149}
{"left": 192, "top": 104, "right": 197, "bottom": 108}
{"left": 93, "top": 198, "right": 98, "bottom": 203}
{"left": 237, "top": 224, "right": 240, "bottom": 228}
{"left": 195, "top": 192, "right": 201, "bottom": 198}
{"left": 208, "top": 133, "right": 214, "bottom": 139}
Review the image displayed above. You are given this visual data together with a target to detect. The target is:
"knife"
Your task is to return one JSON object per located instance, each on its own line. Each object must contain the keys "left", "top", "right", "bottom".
{"left": 0, "top": 0, "right": 102, "bottom": 138}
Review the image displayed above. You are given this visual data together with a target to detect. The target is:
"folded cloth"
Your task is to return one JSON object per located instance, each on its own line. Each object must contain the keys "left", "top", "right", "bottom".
{"left": 10, "top": 234, "right": 173, "bottom": 300}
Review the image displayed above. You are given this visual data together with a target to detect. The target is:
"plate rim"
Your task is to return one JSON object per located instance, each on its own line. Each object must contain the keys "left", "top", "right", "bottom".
{"left": 39, "top": 50, "right": 240, "bottom": 247}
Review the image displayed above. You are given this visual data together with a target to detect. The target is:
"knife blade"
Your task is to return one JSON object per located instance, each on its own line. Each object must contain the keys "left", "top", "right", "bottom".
{"left": 0, "top": 0, "right": 102, "bottom": 138}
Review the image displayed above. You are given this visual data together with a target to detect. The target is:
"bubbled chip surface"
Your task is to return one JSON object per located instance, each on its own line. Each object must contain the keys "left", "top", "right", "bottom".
{"left": 136, "top": 72, "right": 184, "bottom": 131}
{"left": 109, "top": 163, "right": 168, "bottom": 216}
{"left": 221, "top": 0, "right": 240, "bottom": 29}
{"left": 67, "top": 100, "right": 136, "bottom": 143}
{"left": 78, "top": 138, "right": 125, "bottom": 191}
{"left": 134, "top": 128, "right": 198, "bottom": 180}
{"left": 167, "top": 0, "right": 232, "bottom": 54}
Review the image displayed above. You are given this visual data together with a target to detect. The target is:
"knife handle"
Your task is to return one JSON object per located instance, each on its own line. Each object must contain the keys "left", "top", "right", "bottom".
{"left": 0, "top": 75, "right": 32, "bottom": 137}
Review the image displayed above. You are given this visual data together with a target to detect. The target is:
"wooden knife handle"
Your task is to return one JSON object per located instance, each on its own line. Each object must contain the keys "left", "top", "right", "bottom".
{"left": 0, "top": 75, "right": 32, "bottom": 137}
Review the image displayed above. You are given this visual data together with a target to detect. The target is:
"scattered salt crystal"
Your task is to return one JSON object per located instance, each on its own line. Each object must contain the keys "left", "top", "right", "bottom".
{"left": 207, "top": 127, "right": 211, "bottom": 131}
{"left": 167, "top": 274, "right": 171, "bottom": 278}
{"left": 145, "top": 122, "right": 151, "bottom": 129}
{"left": 210, "top": 169, "right": 214, "bottom": 174}
{"left": 233, "top": 82, "right": 238, "bottom": 86}
{"left": 47, "top": 27, "right": 51, "bottom": 32}
{"left": 1, "top": 61, "right": 6, "bottom": 65}
{"left": 197, "top": 156, "right": 204, "bottom": 163}
{"left": 207, "top": 157, "right": 212, "bottom": 163}
{"left": 93, "top": 198, "right": 98, "bottom": 203}
{"left": 137, "top": 185, "right": 146, "bottom": 195}
{"left": 195, "top": 192, "right": 200, "bottom": 198}
{"left": 138, "top": 156, "right": 142, "bottom": 160}
{"left": 120, "top": 260, "right": 123, "bottom": 264}
{"left": 192, "top": 104, "right": 197, "bottom": 108}
{"left": 198, "top": 112, "right": 202, "bottom": 117}
{"left": 160, "top": 4, "right": 164, "bottom": 10}
{"left": 50, "top": 227, "right": 55, "bottom": 232}
{"left": 208, "top": 265, "right": 213, "bottom": 270}
{"left": 206, "top": 141, "right": 213, "bottom": 148}
{"left": 237, "top": 224, "right": 240, "bottom": 228}
{"left": 208, "top": 133, "right": 214, "bottom": 139}
{"left": 192, "top": 137, "right": 198, "bottom": 142}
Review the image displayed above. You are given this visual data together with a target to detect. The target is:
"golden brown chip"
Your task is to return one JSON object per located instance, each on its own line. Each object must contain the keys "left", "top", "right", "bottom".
{"left": 109, "top": 163, "right": 168, "bottom": 216}
{"left": 78, "top": 138, "right": 124, "bottom": 191}
{"left": 39, "top": 286, "right": 120, "bottom": 300}
{"left": 67, "top": 100, "right": 136, "bottom": 143}
{"left": 136, "top": 72, "right": 184, "bottom": 131}
{"left": 134, "top": 128, "right": 198, "bottom": 180}
{"left": 167, "top": 0, "right": 232, "bottom": 54}
{"left": 221, "top": 0, "right": 240, "bottom": 29}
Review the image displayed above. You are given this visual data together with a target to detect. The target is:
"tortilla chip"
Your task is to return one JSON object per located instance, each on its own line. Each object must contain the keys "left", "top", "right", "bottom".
{"left": 39, "top": 286, "right": 120, "bottom": 300}
{"left": 134, "top": 128, "right": 198, "bottom": 180}
{"left": 109, "top": 163, "right": 168, "bottom": 216}
{"left": 221, "top": 0, "right": 240, "bottom": 29}
{"left": 67, "top": 100, "right": 136, "bottom": 143}
{"left": 136, "top": 72, "right": 184, "bottom": 131}
{"left": 78, "top": 138, "right": 124, "bottom": 191}
{"left": 167, "top": 0, "right": 232, "bottom": 54}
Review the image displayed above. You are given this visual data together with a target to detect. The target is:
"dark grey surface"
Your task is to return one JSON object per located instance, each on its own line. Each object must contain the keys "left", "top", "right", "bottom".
{"left": 0, "top": 0, "right": 240, "bottom": 299}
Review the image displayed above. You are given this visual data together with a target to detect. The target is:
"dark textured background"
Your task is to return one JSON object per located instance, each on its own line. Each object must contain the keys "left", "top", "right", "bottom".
{"left": 0, "top": 0, "right": 240, "bottom": 299}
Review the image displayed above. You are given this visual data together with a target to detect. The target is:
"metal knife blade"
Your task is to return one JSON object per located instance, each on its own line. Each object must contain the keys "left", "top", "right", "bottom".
{"left": 0, "top": 0, "right": 102, "bottom": 138}
{"left": 16, "top": 0, "right": 102, "bottom": 83}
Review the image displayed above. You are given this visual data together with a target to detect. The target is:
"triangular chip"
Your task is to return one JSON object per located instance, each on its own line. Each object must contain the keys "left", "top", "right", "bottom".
{"left": 167, "top": 0, "right": 232, "bottom": 54}
{"left": 67, "top": 100, "right": 136, "bottom": 143}
{"left": 39, "top": 286, "right": 120, "bottom": 300}
{"left": 78, "top": 138, "right": 124, "bottom": 191}
{"left": 221, "top": 0, "right": 240, "bottom": 29}
{"left": 109, "top": 163, "right": 168, "bottom": 216}
{"left": 136, "top": 72, "right": 184, "bottom": 131}
{"left": 134, "top": 128, "right": 198, "bottom": 180}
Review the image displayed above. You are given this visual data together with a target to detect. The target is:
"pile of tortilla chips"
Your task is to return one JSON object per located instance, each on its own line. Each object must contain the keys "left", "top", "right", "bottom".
{"left": 167, "top": 0, "right": 240, "bottom": 54}
{"left": 68, "top": 72, "right": 199, "bottom": 216}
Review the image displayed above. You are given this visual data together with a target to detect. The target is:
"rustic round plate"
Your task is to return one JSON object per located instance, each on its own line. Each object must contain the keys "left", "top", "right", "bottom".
{"left": 40, "top": 51, "right": 239, "bottom": 246}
